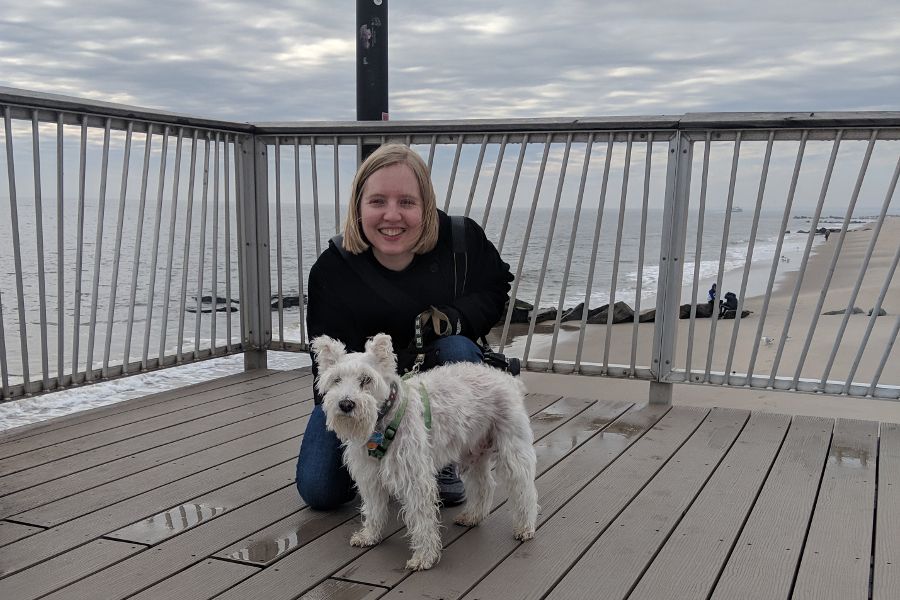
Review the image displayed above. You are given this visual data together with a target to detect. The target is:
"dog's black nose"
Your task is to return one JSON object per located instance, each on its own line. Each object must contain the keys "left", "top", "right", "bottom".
{"left": 338, "top": 398, "right": 355, "bottom": 413}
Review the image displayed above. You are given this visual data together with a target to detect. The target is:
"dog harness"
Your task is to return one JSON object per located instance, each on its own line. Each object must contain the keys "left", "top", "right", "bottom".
{"left": 367, "top": 380, "right": 432, "bottom": 459}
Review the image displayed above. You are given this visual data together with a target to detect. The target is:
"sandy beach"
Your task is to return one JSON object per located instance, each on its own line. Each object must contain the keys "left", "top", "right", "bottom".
{"left": 505, "top": 216, "right": 899, "bottom": 400}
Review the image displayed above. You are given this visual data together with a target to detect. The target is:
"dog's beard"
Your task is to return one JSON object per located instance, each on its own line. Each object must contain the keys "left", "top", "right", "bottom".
{"left": 324, "top": 395, "right": 379, "bottom": 444}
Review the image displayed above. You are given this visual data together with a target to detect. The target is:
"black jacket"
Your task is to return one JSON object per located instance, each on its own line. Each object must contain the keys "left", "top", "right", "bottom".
{"left": 307, "top": 211, "right": 513, "bottom": 396}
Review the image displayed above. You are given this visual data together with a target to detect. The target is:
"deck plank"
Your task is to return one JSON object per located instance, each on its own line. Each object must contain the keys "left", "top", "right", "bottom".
{"left": 710, "top": 415, "right": 834, "bottom": 600}
{"left": 294, "top": 579, "right": 388, "bottom": 600}
{"left": 0, "top": 397, "right": 312, "bottom": 520}
{"left": 376, "top": 403, "right": 672, "bottom": 600}
{"left": 333, "top": 398, "right": 633, "bottom": 586}
{"left": 0, "top": 520, "right": 43, "bottom": 548}
{"left": 792, "top": 418, "right": 879, "bottom": 600}
{"left": 126, "top": 558, "right": 260, "bottom": 600}
{"left": 0, "top": 369, "right": 298, "bottom": 446}
{"left": 0, "top": 375, "right": 311, "bottom": 477}
{"left": 546, "top": 408, "right": 750, "bottom": 600}
{"left": 628, "top": 411, "right": 791, "bottom": 600}
{"left": 0, "top": 538, "right": 144, "bottom": 600}
{"left": 874, "top": 421, "right": 900, "bottom": 600}
{"left": 457, "top": 406, "right": 709, "bottom": 600}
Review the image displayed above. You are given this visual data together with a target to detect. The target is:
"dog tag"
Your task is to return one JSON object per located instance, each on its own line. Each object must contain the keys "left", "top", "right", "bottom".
{"left": 367, "top": 431, "right": 384, "bottom": 451}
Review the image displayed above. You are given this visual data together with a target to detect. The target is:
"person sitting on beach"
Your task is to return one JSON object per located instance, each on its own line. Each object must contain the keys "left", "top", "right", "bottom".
{"left": 707, "top": 283, "right": 717, "bottom": 307}
{"left": 296, "top": 144, "right": 514, "bottom": 511}
{"left": 719, "top": 291, "right": 739, "bottom": 319}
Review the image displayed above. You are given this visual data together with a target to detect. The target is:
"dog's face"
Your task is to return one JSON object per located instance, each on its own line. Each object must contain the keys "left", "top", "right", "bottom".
{"left": 311, "top": 333, "right": 398, "bottom": 443}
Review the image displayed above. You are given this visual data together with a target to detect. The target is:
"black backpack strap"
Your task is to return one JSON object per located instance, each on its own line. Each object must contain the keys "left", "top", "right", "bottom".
{"left": 450, "top": 215, "right": 467, "bottom": 300}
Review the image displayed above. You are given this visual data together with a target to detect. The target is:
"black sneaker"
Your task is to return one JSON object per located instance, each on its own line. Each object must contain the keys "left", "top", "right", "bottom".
{"left": 437, "top": 464, "right": 466, "bottom": 507}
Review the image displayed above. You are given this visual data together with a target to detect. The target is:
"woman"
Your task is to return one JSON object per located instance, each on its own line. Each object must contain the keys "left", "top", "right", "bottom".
{"left": 296, "top": 144, "right": 513, "bottom": 511}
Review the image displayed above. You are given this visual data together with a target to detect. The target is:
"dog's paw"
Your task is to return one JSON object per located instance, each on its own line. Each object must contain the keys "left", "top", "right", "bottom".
{"left": 350, "top": 528, "right": 380, "bottom": 547}
{"left": 513, "top": 527, "right": 535, "bottom": 541}
{"left": 454, "top": 512, "right": 484, "bottom": 527}
{"left": 405, "top": 552, "right": 439, "bottom": 571}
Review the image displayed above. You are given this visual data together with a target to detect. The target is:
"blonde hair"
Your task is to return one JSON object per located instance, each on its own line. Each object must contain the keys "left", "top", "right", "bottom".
{"left": 342, "top": 144, "right": 439, "bottom": 254}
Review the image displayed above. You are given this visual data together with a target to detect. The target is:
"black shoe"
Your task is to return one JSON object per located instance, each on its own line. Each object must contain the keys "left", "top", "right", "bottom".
{"left": 437, "top": 464, "right": 466, "bottom": 507}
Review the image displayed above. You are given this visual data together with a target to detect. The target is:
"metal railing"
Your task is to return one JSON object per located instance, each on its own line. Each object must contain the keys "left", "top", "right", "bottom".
{"left": 1, "top": 86, "right": 898, "bottom": 401}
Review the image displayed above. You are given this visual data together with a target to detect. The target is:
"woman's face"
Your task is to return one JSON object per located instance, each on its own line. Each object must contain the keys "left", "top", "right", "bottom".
{"left": 359, "top": 162, "right": 424, "bottom": 271}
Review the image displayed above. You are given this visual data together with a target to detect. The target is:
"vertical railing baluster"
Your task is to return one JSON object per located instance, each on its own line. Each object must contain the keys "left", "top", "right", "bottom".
{"left": 603, "top": 133, "right": 634, "bottom": 372}
{"left": 85, "top": 118, "right": 112, "bottom": 380}
{"left": 310, "top": 138, "right": 322, "bottom": 256}
{"left": 847, "top": 241, "right": 900, "bottom": 394}
{"left": 3, "top": 107, "right": 30, "bottom": 387}
{"left": 140, "top": 126, "right": 170, "bottom": 369}
{"left": 497, "top": 135, "right": 529, "bottom": 254}
{"left": 427, "top": 135, "right": 437, "bottom": 170}
{"left": 630, "top": 137, "right": 653, "bottom": 375}
{"left": 224, "top": 135, "right": 233, "bottom": 351}
{"left": 157, "top": 129, "right": 183, "bottom": 362}
{"left": 576, "top": 137, "right": 614, "bottom": 370}
{"left": 524, "top": 133, "right": 572, "bottom": 363}
{"left": 211, "top": 133, "right": 220, "bottom": 354}
{"left": 769, "top": 130, "right": 843, "bottom": 388}
{"left": 56, "top": 113, "right": 65, "bottom": 384}
{"left": 193, "top": 134, "right": 212, "bottom": 359}
{"left": 103, "top": 122, "right": 132, "bottom": 377}
{"left": 464, "top": 135, "right": 488, "bottom": 218}
{"left": 31, "top": 111, "right": 50, "bottom": 389}
{"left": 867, "top": 315, "right": 900, "bottom": 397}
{"left": 122, "top": 124, "right": 154, "bottom": 372}
{"left": 333, "top": 136, "right": 341, "bottom": 234}
{"left": 443, "top": 135, "right": 464, "bottom": 212}
{"left": 234, "top": 136, "right": 249, "bottom": 350}
{"left": 0, "top": 285, "right": 7, "bottom": 396}
{"left": 792, "top": 130, "right": 878, "bottom": 387}
{"left": 746, "top": 131, "right": 808, "bottom": 383}
{"left": 684, "top": 133, "right": 712, "bottom": 380}
{"left": 72, "top": 116, "right": 89, "bottom": 379}
{"left": 274, "top": 136, "right": 285, "bottom": 344}
{"left": 549, "top": 134, "right": 594, "bottom": 368}
{"left": 703, "top": 132, "right": 742, "bottom": 382}
{"left": 500, "top": 135, "right": 552, "bottom": 355}
{"left": 723, "top": 131, "right": 775, "bottom": 384}
{"left": 294, "top": 136, "right": 307, "bottom": 346}
{"left": 177, "top": 130, "right": 199, "bottom": 362}
{"left": 481, "top": 134, "right": 508, "bottom": 228}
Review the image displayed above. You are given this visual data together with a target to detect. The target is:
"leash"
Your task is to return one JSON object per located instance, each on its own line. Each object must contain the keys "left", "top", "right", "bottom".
{"left": 367, "top": 379, "right": 432, "bottom": 459}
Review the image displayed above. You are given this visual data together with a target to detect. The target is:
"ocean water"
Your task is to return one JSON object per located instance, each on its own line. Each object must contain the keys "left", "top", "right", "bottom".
{"left": 0, "top": 197, "right": 852, "bottom": 431}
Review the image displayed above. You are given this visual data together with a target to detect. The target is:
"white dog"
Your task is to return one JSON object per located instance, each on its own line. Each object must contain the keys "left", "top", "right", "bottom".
{"left": 312, "top": 333, "right": 538, "bottom": 570}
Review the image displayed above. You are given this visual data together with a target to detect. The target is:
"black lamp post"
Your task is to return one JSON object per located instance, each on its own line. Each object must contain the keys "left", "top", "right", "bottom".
{"left": 357, "top": 0, "right": 388, "bottom": 161}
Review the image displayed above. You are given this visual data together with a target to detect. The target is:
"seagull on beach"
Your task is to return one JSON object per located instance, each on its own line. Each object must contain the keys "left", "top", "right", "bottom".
{"left": 761, "top": 336, "right": 775, "bottom": 346}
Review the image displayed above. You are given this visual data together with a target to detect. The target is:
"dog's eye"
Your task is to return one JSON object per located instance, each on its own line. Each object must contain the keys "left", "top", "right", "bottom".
{"left": 332, "top": 376, "right": 341, "bottom": 385}
{"left": 359, "top": 375, "right": 372, "bottom": 387}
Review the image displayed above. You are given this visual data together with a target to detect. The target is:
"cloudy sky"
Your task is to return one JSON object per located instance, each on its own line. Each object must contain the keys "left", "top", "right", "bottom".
{"left": 2, "top": 0, "right": 899, "bottom": 122}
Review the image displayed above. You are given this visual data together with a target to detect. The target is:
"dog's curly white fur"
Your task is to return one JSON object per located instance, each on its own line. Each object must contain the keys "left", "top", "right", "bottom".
{"left": 312, "top": 333, "right": 538, "bottom": 570}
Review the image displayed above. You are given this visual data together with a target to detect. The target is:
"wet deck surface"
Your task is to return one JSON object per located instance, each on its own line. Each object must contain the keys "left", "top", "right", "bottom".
{"left": 0, "top": 368, "right": 896, "bottom": 600}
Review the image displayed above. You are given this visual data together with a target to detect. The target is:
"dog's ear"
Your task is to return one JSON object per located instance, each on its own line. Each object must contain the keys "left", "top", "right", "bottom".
{"left": 365, "top": 333, "right": 397, "bottom": 374}
{"left": 310, "top": 335, "right": 346, "bottom": 371}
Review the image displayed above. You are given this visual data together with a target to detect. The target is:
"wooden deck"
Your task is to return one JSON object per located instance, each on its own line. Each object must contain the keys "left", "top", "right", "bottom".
{"left": 0, "top": 368, "right": 896, "bottom": 600}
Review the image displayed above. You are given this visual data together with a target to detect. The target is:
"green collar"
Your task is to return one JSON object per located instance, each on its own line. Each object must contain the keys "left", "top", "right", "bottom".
{"left": 367, "top": 380, "right": 431, "bottom": 459}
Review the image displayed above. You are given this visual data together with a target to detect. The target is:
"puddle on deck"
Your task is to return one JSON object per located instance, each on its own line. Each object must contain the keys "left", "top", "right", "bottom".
{"left": 108, "top": 503, "right": 227, "bottom": 544}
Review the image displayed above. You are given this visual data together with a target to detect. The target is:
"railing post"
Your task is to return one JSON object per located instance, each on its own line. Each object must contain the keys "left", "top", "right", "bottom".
{"left": 237, "top": 135, "right": 272, "bottom": 370}
{"left": 650, "top": 132, "right": 693, "bottom": 404}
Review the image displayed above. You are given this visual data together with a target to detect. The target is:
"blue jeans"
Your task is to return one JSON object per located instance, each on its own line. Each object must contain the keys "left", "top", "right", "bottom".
{"left": 295, "top": 335, "right": 483, "bottom": 510}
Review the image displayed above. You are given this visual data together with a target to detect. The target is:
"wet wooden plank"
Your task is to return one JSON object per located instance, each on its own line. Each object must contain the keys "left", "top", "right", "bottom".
{"left": 457, "top": 406, "right": 709, "bottom": 600}
{"left": 333, "top": 399, "right": 633, "bottom": 586}
{"left": 38, "top": 487, "right": 308, "bottom": 600}
{"left": 354, "top": 403, "right": 671, "bottom": 600}
{"left": 9, "top": 404, "right": 311, "bottom": 526}
{"left": 0, "top": 436, "right": 301, "bottom": 576}
{"left": 127, "top": 558, "right": 259, "bottom": 600}
{"left": 0, "top": 520, "right": 43, "bottom": 547}
{"left": 294, "top": 579, "right": 387, "bottom": 600}
{"left": 0, "top": 538, "right": 144, "bottom": 600}
{"left": 545, "top": 408, "right": 750, "bottom": 600}
{"left": 710, "top": 416, "right": 833, "bottom": 600}
{"left": 0, "top": 369, "right": 297, "bottom": 446}
{"left": 0, "top": 375, "right": 312, "bottom": 477}
{"left": 628, "top": 411, "right": 791, "bottom": 600}
{"left": 792, "top": 418, "right": 878, "bottom": 600}
{"left": 874, "top": 422, "right": 900, "bottom": 600}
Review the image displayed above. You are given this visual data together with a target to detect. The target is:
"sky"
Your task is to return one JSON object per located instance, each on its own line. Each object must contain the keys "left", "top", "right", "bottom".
{"left": 1, "top": 0, "right": 899, "bottom": 122}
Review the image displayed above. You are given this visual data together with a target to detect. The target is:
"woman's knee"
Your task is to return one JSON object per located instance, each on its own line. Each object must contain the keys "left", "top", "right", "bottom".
{"left": 432, "top": 335, "right": 483, "bottom": 365}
